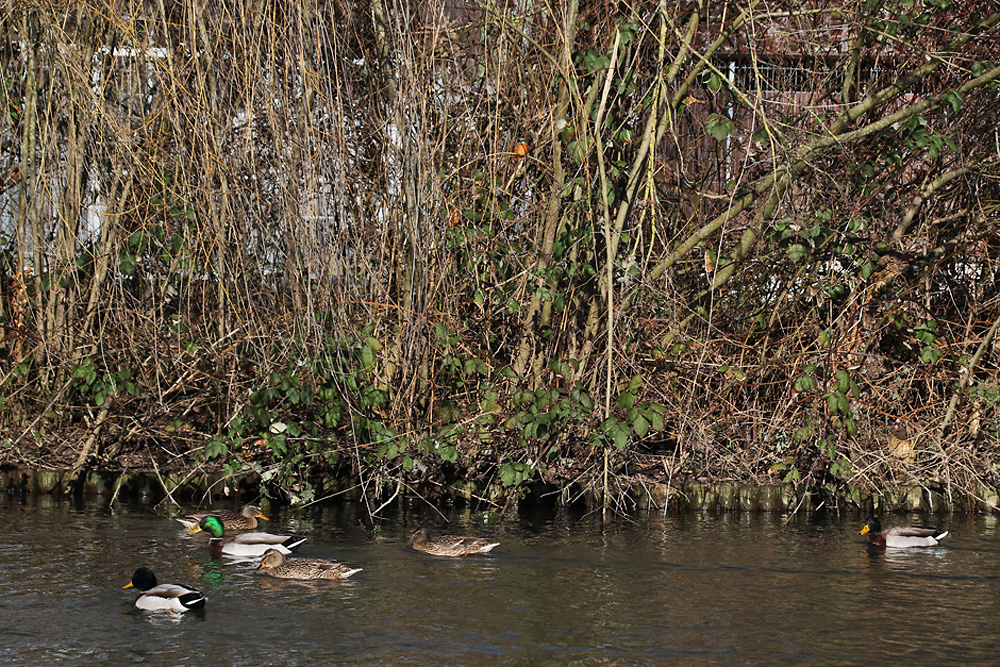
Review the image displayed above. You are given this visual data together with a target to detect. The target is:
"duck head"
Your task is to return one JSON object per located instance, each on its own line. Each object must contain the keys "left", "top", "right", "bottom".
{"left": 188, "top": 515, "right": 226, "bottom": 538}
{"left": 255, "top": 548, "right": 285, "bottom": 572}
{"left": 860, "top": 517, "right": 882, "bottom": 535}
{"left": 124, "top": 567, "right": 158, "bottom": 591}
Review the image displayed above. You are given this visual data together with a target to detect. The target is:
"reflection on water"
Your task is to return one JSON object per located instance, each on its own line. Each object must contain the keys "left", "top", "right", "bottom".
{"left": 1, "top": 495, "right": 998, "bottom": 666}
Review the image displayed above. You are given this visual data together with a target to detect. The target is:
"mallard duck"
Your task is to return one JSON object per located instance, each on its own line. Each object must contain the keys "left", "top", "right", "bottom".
{"left": 175, "top": 504, "right": 269, "bottom": 531}
{"left": 187, "top": 515, "right": 306, "bottom": 557}
{"left": 255, "top": 548, "right": 362, "bottom": 580}
{"left": 123, "top": 567, "right": 206, "bottom": 613}
{"left": 410, "top": 528, "right": 499, "bottom": 557}
{"left": 860, "top": 517, "right": 949, "bottom": 548}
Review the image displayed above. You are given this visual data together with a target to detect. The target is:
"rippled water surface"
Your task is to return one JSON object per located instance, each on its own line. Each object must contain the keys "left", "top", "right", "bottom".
{"left": 2, "top": 493, "right": 999, "bottom": 666}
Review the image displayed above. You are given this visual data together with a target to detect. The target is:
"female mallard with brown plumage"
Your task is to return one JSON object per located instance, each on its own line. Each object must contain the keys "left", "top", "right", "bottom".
{"left": 410, "top": 528, "right": 499, "bottom": 557}
{"left": 860, "top": 517, "right": 949, "bottom": 548}
{"left": 187, "top": 515, "right": 306, "bottom": 557}
{"left": 175, "top": 504, "right": 269, "bottom": 531}
{"left": 123, "top": 567, "right": 206, "bottom": 613}
{"left": 255, "top": 548, "right": 362, "bottom": 580}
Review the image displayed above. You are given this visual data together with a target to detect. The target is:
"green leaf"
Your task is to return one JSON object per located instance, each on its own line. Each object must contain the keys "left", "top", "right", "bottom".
{"left": 706, "top": 113, "right": 735, "bottom": 142}
{"left": 914, "top": 320, "right": 937, "bottom": 344}
{"left": 119, "top": 252, "right": 136, "bottom": 276}
{"left": 650, "top": 412, "right": 664, "bottom": 432}
{"left": 786, "top": 244, "right": 808, "bottom": 262}
{"left": 268, "top": 434, "right": 288, "bottom": 457}
{"left": 435, "top": 322, "right": 449, "bottom": 346}
{"left": 612, "top": 426, "right": 629, "bottom": 450}
{"left": 204, "top": 436, "right": 227, "bottom": 459}
{"left": 499, "top": 462, "right": 518, "bottom": 486}
{"left": 633, "top": 414, "right": 650, "bottom": 437}
{"left": 794, "top": 376, "right": 817, "bottom": 392}
{"left": 794, "top": 424, "right": 813, "bottom": 442}
{"left": 360, "top": 345, "right": 375, "bottom": 370}
{"left": 920, "top": 347, "right": 943, "bottom": 364}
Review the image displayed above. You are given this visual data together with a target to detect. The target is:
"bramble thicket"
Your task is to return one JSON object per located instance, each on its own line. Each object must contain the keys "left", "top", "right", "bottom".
{"left": 1, "top": 1, "right": 999, "bottom": 511}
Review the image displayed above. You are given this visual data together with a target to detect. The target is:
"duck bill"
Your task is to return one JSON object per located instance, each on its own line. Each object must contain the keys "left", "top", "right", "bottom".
{"left": 122, "top": 582, "right": 134, "bottom": 589}
{"left": 860, "top": 526, "right": 871, "bottom": 535}
{"left": 186, "top": 525, "right": 202, "bottom": 535}
{"left": 258, "top": 514, "right": 269, "bottom": 521}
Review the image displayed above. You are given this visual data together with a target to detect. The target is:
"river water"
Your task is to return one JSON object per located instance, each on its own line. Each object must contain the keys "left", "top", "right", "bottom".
{"left": 1, "top": 493, "right": 998, "bottom": 666}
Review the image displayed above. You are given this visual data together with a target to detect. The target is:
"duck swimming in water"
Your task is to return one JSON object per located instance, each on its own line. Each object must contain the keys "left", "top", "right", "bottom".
{"left": 123, "top": 567, "right": 206, "bottom": 613}
{"left": 410, "top": 528, "right": 499, "bottom": 557}
{"left": 187, "top": 515, "right": 306, "bottom": 557}
{"left": 175, "top": 504, "right": 269, "bottom": 531}
{"left": 255, "top": 548, "right": 362, "bottom": 580}
{"left": 860, "top": 517, "right": 949, "bottom": 548}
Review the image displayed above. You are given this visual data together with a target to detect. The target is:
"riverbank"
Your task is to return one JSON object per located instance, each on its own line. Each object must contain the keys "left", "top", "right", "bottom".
{"left": 2, "top": 464, "right": 995, "bottom": 515}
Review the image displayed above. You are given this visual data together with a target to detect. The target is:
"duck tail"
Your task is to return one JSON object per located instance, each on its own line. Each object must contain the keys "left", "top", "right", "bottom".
{"left": 933, "top": 530, "right": 949, "bottom": 542}
{"left": 175, "top": 517, "right": 198, "bottom": 530}
{"left": 283, "top": 536, "right": 307, "bottom": 551}
{"left": 179, "top": 591, "right": 207, "bottom": 610}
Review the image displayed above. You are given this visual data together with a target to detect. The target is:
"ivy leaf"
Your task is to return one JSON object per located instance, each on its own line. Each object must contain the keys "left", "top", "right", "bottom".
{"left": 499, "top": 462, "right": 518, "bottom": 486}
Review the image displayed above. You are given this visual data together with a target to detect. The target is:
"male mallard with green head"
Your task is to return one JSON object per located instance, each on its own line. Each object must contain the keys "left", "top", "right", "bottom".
{"left": 175, "top": 504, "right": 269, "bottom": 531}
{"left": 411, "top": 528, "right": 499, "bottom": 557}
{"left": 860, "top": 517, "right": 949, "bottom": 548}
{"left": 255, "top": 548, "right": 362, "bottom": 580}
{"left": 187, "top": 515, "right": 305, "bottom": 557}
{"left": 123, "top": 567, "right": 206, "bottom": 613}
